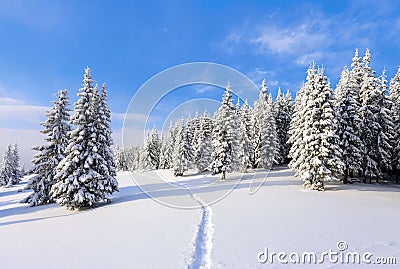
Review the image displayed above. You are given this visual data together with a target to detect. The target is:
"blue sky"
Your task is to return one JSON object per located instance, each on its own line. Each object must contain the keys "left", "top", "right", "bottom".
{"left": 1, "top": 0, "right": 400, "bottom": 164}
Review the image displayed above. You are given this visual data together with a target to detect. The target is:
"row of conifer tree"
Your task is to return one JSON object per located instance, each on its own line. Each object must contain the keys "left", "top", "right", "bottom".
{"left": 115, "top": 80, "right": 293, "bottom": 179}
{"left": 116, "top": 49, "right": 400, "bottom": 190}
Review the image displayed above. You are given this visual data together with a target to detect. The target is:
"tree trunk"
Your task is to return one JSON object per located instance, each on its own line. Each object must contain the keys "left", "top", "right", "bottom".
{"left": 221, "top": 171, "right": 226, "bottom": 181}
{"left": 343, "top": 168, "right": 348, "bottom": 184}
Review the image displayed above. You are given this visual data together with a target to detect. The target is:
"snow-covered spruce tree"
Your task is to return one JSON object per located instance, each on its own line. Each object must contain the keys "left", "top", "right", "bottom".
{"left": 185, "top": 115, "right": 197, "bottom": 169}
{"left": 359, "top": 49, "right": 382, "bottom": 182}
{"left": 238, "top": 100, "right": 253, "bottom": 172}
{"left": 191, "top": 112, "right": 201, "bottom": 152}
{"left": 194, "top": 111, "right": 213, "bottom": 172}
{"left": 126, "top": 145, "right": 141, "bottom": 171}
{"left": 275, "top": 89, "right": 293, "bottom": 164}
{"left": 235, "top": 98, "right": 241, "bottom": 116}
{"left": 143, "top": 127, "right": 161, "bottom": 170}
{"left": 22, "top": 90, "right": 71, "bottom": 206}
{"left": 251, "top": 80, "right": 268, "bottom": 168}
{"left": 138, "top": 146, "right": 147, "bottom": 170}
{"left": 350, "top": 49, "right": 365, "bottom": 89}
{"left": 159, "top": 122, "right": 174, "bottom": 170}
{"left": 98, "top": 84, "right": 118, "bottom": 188}
{"left": 173, "top": 118, "right": 193, "bottom": 176}
{"left": 115, "top": 146, "right": 128, "bottom": 171}
{"left": 252, "top": 79, "right": 278, "bottom": 169}
{"left": 390, "top": 67, "right": 400, "bottom": 182}
{"left": 51, "top": 68, "right": 118, "bottom": 210}
{"left": 334, "top": 67, "right": 363, "bottom": 184}
{"left": 284, "top": 91, "right": 294, "bottom": 159}
{"left": 0, "top": 145, "right": 14, "bottom": 186}
{"left": 376, "top": 69, "right": 394, "bottom": 181}
{"left": 210, "top": 83, "right": 239, "bottom": 180}
{"left": 288, "top": 81, "right": 309, "bottom": 177}
{"left": 259, "top": 94, "right": 279, "bottom": 168}
{"left": 159, "top": 132, "right": 168, "bottom": 169}
{"left": 10, "top": 143, "right": 22, "bottom": 185}
{"left": 94, "top": 84, "right": 118, "bottom": 193}
{"left": 21, "top": 163, "right": 26, "bottom": 176}
{"left": 289, "top": 64, "right": 343, "bottom": 191}
{"left": 269, "top": 93, "right": 280, "bottom": 164}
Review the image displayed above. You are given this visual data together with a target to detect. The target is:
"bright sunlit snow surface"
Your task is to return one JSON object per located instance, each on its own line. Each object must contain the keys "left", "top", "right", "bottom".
{"left": 1, "top": 168, "right": 399, "bottom": 269}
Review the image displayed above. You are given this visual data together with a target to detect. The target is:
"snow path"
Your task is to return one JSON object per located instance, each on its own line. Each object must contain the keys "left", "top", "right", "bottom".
{"left": 184, "top": 187, "right": 214, "bottom": 269}
{"left": 157, "top": 171, "right": 214, "bottom": 269}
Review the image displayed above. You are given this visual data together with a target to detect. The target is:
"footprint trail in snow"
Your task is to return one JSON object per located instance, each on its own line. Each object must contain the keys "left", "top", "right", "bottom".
{"left": 156, "top": 172, "right": 214, "bottom": 269}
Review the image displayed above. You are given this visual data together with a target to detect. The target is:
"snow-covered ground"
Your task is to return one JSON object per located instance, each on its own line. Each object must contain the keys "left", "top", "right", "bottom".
{"left": 1, "top": 168, "right": 399, "bottom": 268}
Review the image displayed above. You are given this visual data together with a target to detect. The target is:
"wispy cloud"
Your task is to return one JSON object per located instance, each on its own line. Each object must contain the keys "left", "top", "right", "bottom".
{"left": 223, "top": 1, "right": 400, "bottom": 71}
{"left": 249, "top": 23, "right": 328, "bottom": 57}
{"left": 193, "top": 84, "right": 220, "bottom": 94}
{"left": 0, "top": 97, "right": 25, "bottom": 105}
{"left": 246, "top": 68, "right": 275, "bottom": 86}
{"left": 0, "top": 104, "right": 48, "bottom": 127}
{"left": 111, "top": 112, "right": 148, "bottom": 123}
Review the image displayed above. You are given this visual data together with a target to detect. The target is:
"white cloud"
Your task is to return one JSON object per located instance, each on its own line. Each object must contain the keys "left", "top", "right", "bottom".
{"left": 246, "top": 68, "right": 276, "bottom": 86}
{"left": 193, "top": 85, "right": 220, "bottom": 94}
{"left": 224, "top": 2, "right": 399, "bottom": 70}
{"left": 249, "top": 24, "right": 328, "bottom": 56}
{"left": 0, "top": 104, "right": 49, "bottom": 125}
{"left": 0, "top": 97, "right": 25, "bottom": 105}
{"left": 295, "top": 52, "right": 326, "bottom": 66}
{"left": 111, "top": 112, "right": 148, "bottom": 123}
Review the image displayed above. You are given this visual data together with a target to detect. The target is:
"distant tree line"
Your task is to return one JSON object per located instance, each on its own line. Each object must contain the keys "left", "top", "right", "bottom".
{"left": 115, "top": 81, "right": 293, "bottom": 180}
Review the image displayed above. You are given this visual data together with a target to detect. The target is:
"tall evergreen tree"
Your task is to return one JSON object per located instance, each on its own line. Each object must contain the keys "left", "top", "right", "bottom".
{"left": 0, "top": 145, "right": 14, "bottom": 187}
{"left": 376, "top": 69, "right": 394, "bottom": 179}
{"left": 259, "top": 94, "right": 279, "bottom": 168}
{"left": 159, "top": 133, "right": 168, "bottom": 169}
{"left": 334, "top": 67, "right": 363, "bottom": 184}
{"left": 10, "top": 143, "right": 22, "bottom": 185}
{"left": 143, "top": 127, "right": 161, "bottom": 169}
{"left": 359, "top": 49, "right": 381, "bottom": 182}
{"left": 95, "top": 83, "right": 118, "bottom": 193}
{"left": 159, "top": 122, "right": 175, "bottom": 169}
{"left": 194, "top": 111, "right": 213, "bottom": 172}
{"left": 288, "top": 81, "right": 310, "bottom": 179}
{"left": 22, "top": 90, "right": 71, "bottom": 206}
{"left": 275, "top": 89, "right": 293, "bottom": 164}
{"left": 252, "top": 79, "right": 268, "bottom": 168}
{"left": 211, "top": 83, "right": 239, "bottom": 180}
{"left": 100, "top": 85, "right": 118, "bottom": 174}
{"left": 173, "top": 118, "right": 192, "bottom": 176}
{"left": 115, "top": 146, "right": 128, "bottom": 171}
{"left": 289, "top": 65, "right": 343, "bottom": 190}
{"left": 51, "top": 68, "right": 118, "bottom": 210}
{"left": 191, "top": 112, "right": 201, "bottom": 154}
{"left": 238, "top": 100, "right": 253, "bottom": 172}
{"left": 252, "top": 80, "right": 278, "bottom": 169}
{"left": 390, "top": 67, "right": 400, "bottom": 182}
